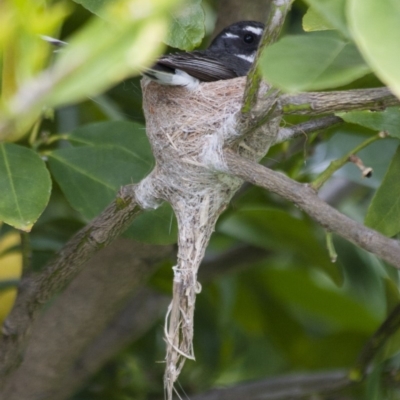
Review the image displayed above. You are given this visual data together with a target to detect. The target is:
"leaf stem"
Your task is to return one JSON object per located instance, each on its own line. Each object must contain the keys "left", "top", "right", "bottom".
{"left": 311, "top": 132, "right": 386, "bottom": 191}
{"left": 326, "top": 231, "right": 337, "bottom": 263}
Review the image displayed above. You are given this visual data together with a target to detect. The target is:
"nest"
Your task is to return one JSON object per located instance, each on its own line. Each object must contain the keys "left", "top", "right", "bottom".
{"left": 137, "top": 76, "right": 280, "bottom": 399}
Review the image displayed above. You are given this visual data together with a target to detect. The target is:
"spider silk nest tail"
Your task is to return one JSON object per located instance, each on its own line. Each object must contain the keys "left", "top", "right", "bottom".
{"left": 137, "top": 76, "right": 281, "bottom": 399}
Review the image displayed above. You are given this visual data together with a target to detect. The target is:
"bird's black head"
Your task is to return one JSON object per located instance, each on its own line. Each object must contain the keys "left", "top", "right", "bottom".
{"left": 208, "top": 21, "right": 265, "bottom": 63}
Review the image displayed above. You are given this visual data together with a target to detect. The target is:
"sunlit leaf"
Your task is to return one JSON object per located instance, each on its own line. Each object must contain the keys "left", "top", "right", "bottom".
{"left": 365, "top": 146, "right": 400, "bottom": 237}
{"left": 303, "top": 0, "right": 350, "bottom": 38}
{"left": 73, "top": 0, "right": 113, "bottom": 15}
{"left": 165, "top": 0, "right": 205, "bottom": 50}
{"left": 0, "top": 0, "right": 177, "bottom": 142}
{"left": 0, "top": 253, "right": 22, "bottom": 324}
{"left": 303, "top": 7, "right": 333, "bottom": 32}
{"left": 260, "top": 31, "right": 370, "bottom": 92}
{"left": 348, "top": 0, "right": 400, "bottom": 99}
{"left": 0, "top": 143, "right": 51, "bottom": 231}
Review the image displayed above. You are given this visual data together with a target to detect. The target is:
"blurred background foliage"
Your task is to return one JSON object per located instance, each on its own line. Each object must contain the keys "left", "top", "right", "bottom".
{"left": 0, "top": 0, "right": 400, "bottom": 399}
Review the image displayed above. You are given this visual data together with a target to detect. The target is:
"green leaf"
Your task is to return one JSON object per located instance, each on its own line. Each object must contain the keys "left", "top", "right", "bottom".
{"left": 218, "top": 208, "right": 341, "bottom": 282}
{"left": 264, "top": 267, "right": 379, "bottom": 332}
{"left": 307, "top": 129, "right": 399, "bottom": 189}
{"left": 0, "top": 0, "right": 178, "bottom": 141}
{"left": 48, "top": 121, "right": 177, "bottom": 244}
{"left": 365, "top": 146, "right": 400, "bottom": 237}
{"left": 68, "top": 120, "right": 154, "bottom": 164}
{"left": 165, "top": 0, "right": 205, "bottom": 50}
{"left": 73, "top": 0, "right": 113, "bottom": 15}
{"left": 260, "top": 31, "right": 370, "bottom": 92}
{"left": 48, "top": 146, "right": 144, "bottom": 219}
{"left": 49, "top": 120, "right": 152, "bottom": 218}
{"left": 303, "top": 7, "right": 333, "bottom": 32}
{"left": 348, "top": 0, "right": 400, "bottom": 99}
{"left": 0, "top": 144, "right": 51, "bottom": 231}
{"left": 338, "top": 108, "right": 400, "bottom": 139}
{"left": 125, "top": 202, "right": 178, "bottom": 245}
{"left": 302, "top": 0, "right": 350, "bottom": 38}
{"left": 46, "top": 0, "right": 172, "bottom": 106}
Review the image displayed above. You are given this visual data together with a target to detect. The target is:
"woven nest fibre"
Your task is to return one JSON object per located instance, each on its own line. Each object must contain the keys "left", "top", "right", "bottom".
{"left": 137, "top": 76, "right": 281, "bottom": 399}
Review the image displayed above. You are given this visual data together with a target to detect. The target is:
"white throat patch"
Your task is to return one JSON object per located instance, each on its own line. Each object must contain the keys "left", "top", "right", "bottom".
{"left": 235, "top": 53, "right": 255, "bottom": 63}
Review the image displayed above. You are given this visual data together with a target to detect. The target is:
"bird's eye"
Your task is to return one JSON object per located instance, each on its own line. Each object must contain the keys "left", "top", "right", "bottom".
{"left": 243, "top": 33, "right": 255, "bottom": 44}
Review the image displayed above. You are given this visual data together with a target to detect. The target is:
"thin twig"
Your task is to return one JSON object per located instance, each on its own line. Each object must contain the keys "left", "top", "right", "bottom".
{"left": 312, "top": 131, "right": 387, "bottom": 191}
{"left": 350, "top": 303, "right": 400, "bottom": 382}
{"left": 276, "top": 115, "right": 343, "bottom": 144}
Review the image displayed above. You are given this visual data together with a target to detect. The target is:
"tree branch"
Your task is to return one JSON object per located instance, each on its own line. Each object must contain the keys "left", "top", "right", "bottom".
{"left": 222, "top": 149, "right": 400, "bottom": 268}
{"left": 276, "top": 115, "right": 343, "bottom": 144}
{"left": 312, "top": 131, "right": 387, "bottom": 190}
{"left": 279, "top": 87, "right": 399, "bottom": 116}
{"left": 189, "top": 369, "right": 350, "bottom": 400}
{"left": 53, "top": 288, "right": 170, "bottom": 400}
{"left": 0, "top": 184, "right": 142, "bottom": 383}
{"left": 1, "top": 239, "right": 172, "bottom": 400}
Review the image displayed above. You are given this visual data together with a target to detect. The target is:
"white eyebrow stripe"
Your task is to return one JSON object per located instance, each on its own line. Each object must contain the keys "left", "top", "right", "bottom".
{"left": 224, "top": 32, "right": 239, "bottom": 38}
{"left": 235, "top": 53, "right": 255, "bottom": 62}
{"left": 245, "top": 26, "right": 263, "bottom": 35}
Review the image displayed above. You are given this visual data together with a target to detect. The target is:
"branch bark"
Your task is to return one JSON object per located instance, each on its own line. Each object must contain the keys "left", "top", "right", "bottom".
{"left": 222, "top": 149, "right": 400, "bottom": 268}
{"left": 276, "top": 115, "right": 343, "bottom": 143}
{"left": 279, "top": 87, "right": 399, "bottom": 116}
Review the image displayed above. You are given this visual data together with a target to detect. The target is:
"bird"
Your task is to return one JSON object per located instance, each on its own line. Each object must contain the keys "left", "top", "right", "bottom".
{"left": 143, "top": 21, "right": 265, "bottom": 89}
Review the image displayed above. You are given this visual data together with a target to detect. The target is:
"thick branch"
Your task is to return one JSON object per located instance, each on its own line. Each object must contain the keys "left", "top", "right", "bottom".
{"left": 0, "top": 184, "right": 142, "bottom": 383}
{"left": 53, "top": 289, "right": 170, "bottom": 400}
{"left": 1, "top": 239, "right": 171, "bottom": 400}
{"left": 222, "top": 150, "right": 400, "bottom": 268}
{"left": 279, "top": 87, "right": 400, "bottom": 116}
